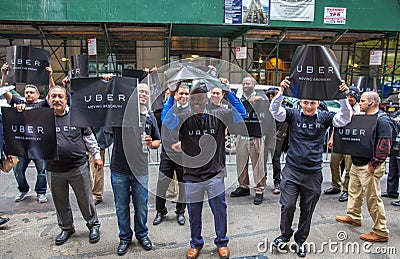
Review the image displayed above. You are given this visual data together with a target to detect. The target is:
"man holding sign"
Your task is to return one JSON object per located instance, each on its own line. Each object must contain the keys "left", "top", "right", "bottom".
{"left": 336, "top": 92, "right": 391, "bottom": 242}
{"left": 45, "top": 85, "right": 103, "bottom": 246}
{"left": 269, "top": 77, "right": 351, "bottom": 257}
{"left": 1, "top": 63, "right": 54, "bottom": 204}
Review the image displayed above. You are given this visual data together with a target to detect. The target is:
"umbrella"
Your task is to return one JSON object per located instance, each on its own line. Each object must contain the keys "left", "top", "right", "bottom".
{"left": 164, "top": 63, "right": 228, "bottom": 91}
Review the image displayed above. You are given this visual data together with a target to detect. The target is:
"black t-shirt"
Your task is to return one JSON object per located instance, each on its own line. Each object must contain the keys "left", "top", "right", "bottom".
{"left": 45, "top": 112, "right": 92, "bottom": 172}
{"left": 285, "top": 108, "right": 335, "bottom": 173}
{"left": 240, "top": 91, "right": 268, "bottom": 137}
{"left": 351, "top": 111, "right": 392, "bottom": 166}
{"left": 179, "top": 109, "right": 231, "bottom": 182}
{"left": 110, "top": 112, "right": 160, "bottom": 176}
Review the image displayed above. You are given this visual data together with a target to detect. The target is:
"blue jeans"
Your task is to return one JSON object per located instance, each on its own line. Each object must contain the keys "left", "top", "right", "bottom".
{"left": 111, "top": 171, "right": 149, "bottom": 242}
{"left": 14, "top": 157, "right": 47, "bottom": 194}
{"left": 387, "top": 156, "right": 400, "bottom": 197}
{"left": 184, "top": 177, "right": 229, "bottom": 250}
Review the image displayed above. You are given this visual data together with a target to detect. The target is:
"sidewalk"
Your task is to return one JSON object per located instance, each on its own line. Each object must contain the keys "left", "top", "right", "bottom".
{"left": 0, "top": 162, "right": 399, "bottom": 258}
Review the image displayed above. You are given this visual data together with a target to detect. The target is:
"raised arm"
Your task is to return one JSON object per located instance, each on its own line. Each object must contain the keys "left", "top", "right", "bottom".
{"left": 46, "top": 66, "right": 55, "bottom": 87}
{"left": 1, "top": 63, "right": 12, "bottom": 103}
{"left": 269, "top": 78, "right": 289, "bottom": 122}
{"left": 332, "top": 81, "right": 352, "bottom": 128}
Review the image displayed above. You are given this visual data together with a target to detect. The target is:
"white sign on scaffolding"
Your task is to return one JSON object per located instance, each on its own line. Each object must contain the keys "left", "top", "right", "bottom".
{"left": 369, "top": 50, "right": 383, "bottom": 66}
{"left": 236, "top": 47, "right": 247, "bottom": 60}
{"left": 324, "top": 7, "right": 346, "bottom": 24}
{"left": 88, "top": 38, "right": 97, "bottom": 56}
{"left": 270, "top": 0, "right": 314, "bottom": 22}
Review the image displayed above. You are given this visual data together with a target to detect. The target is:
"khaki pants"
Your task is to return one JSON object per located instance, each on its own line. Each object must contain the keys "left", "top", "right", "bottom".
{"left": 89, "top": 150, "right": 105, "bottom": 201}
{"left": 329, "top": 152, "right": 352, "bottom": 192}
{"left": 347, "top": 163, "right": 389, "bottom": 237}
{"left": 235, "top": 136, "right": 266, "bottom": 194}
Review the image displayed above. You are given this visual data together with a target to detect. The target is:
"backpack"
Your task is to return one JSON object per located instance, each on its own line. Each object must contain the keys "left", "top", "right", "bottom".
{"left": 378, "top": 113, "right": 400, "bottom": 156}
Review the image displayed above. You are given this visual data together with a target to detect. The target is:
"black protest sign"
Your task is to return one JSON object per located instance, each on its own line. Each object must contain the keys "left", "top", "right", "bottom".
{"left": 333, "top": 114, "right": 377, "bottom": 157}
{"left": 144, "top": 71, "right": 163, "bottom": 111}
{"left": 70, "top": 54, "right": 89, "bottom": 78}
{"left": 6, "top": 46, "right": 50, "bottom": 85}
{"left": 287, "top": 45, "right": 344, "bottom": 100}
{"left": 122, "top": 69, "right": 147, "bottom": 81}
{"left": 1, "top": 107, "right": 57, "bottom": 159}
{"left": 70, "top": 77, "right": 138, "bottom": 127}
{"left": 229, "top": 98, "right": 275, "bottom": 139}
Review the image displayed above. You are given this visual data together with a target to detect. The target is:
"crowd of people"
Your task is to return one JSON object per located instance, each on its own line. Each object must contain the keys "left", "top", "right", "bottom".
{"left": 0, "top": 63, "right": 397, "bottom": 258}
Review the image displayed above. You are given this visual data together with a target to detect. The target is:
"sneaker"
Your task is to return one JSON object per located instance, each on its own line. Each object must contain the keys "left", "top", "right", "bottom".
{"left": 15, "top": 191, "right": 29, "bottom": 202}
{"left": 273, "top": 183, "right": 281, "bottom": 195}
{"left": 37, "top": 194, "right": 48, "bottom": 203}
{"left": 254, "top": 193, "right": 263, "bottom": 205}
{"left": 230, "top": 187, "right": 250, "bottom": 197}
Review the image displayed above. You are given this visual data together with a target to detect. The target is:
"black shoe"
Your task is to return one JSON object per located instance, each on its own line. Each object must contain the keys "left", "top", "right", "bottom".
{"left": 272, "top": 235, "right": 290, "bottom": 249}
{"left": 117, "top": 240, "right": 131, "bottom": 256}
{"left": 55, "top": 229, "right": 75, "bottom": 245}
{"left": 230, "top": 187, "right": 250, "bottom": 197}
{"left": 339, "top": 192, "right": 348, "bottom": 202}
{"left": 89, "top": 226, "right": 100, "bottom": 243}
{"left": 296, "top": 243, "right": 307, "bottom": 257}
{"left": 254, "top": 193, "right": 263, "bottom": 205}
{"left": 177, "top": 213, "right": 185, "bottom": 225}
{"left": 381, "top": 192, "right": 399, "bottom": 199}
{"left": 324, "top": 187, "right": 341, "bottom": 195}
{"left": 391, "top": 200, "right": 400, "bottom": 206}
{"left": 0, "top": 217, "right": 10, "bottom": 226}
{"left": 94, "top": 199, "right": 103, "bottom": 205}
{"left": 153, "top": 212, "right": 167, "bottom": 225}
{"left": 138, "top": 237, "right": 152, "bottom": 251}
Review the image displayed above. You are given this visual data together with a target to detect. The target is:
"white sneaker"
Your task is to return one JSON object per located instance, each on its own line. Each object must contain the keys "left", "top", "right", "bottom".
{"left": 15, "top": 191, "right": 29, "bottom": 202}
{"left": 37, "top": 194, "right": 48, "bottom": 203}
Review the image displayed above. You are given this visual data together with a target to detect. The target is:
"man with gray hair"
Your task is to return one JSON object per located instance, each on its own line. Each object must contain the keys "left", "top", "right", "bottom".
{"left": 45, "top": 85, "right": 103, "bottom": 246}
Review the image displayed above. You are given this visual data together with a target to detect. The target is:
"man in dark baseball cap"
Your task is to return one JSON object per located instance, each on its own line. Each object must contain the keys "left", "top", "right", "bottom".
{"left": 347, "top": 86, "right": 360, "bottom": 102}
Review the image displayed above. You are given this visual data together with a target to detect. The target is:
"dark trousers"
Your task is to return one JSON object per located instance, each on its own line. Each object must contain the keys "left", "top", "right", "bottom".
{"left": 386, "top": 156, "right": 400, "bottom": 197}
{"left": 46, "top": 162, "right": 99, "bottom": 231}
{"left": 280, "top": 166, "right": 322, "bottom": 243}
{"left": 184, "top": 177, "right": 229, "bottom": 250}
{"left": 156, "top": 154, "right": 186, "bottom": 214}
{"left": 264, "top": 147, "right": 282, "bottom": 184}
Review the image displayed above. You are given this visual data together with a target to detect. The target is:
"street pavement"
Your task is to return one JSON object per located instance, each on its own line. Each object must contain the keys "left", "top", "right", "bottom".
{"left": 0, "top": 155, "right": 399, "bottom": 259}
